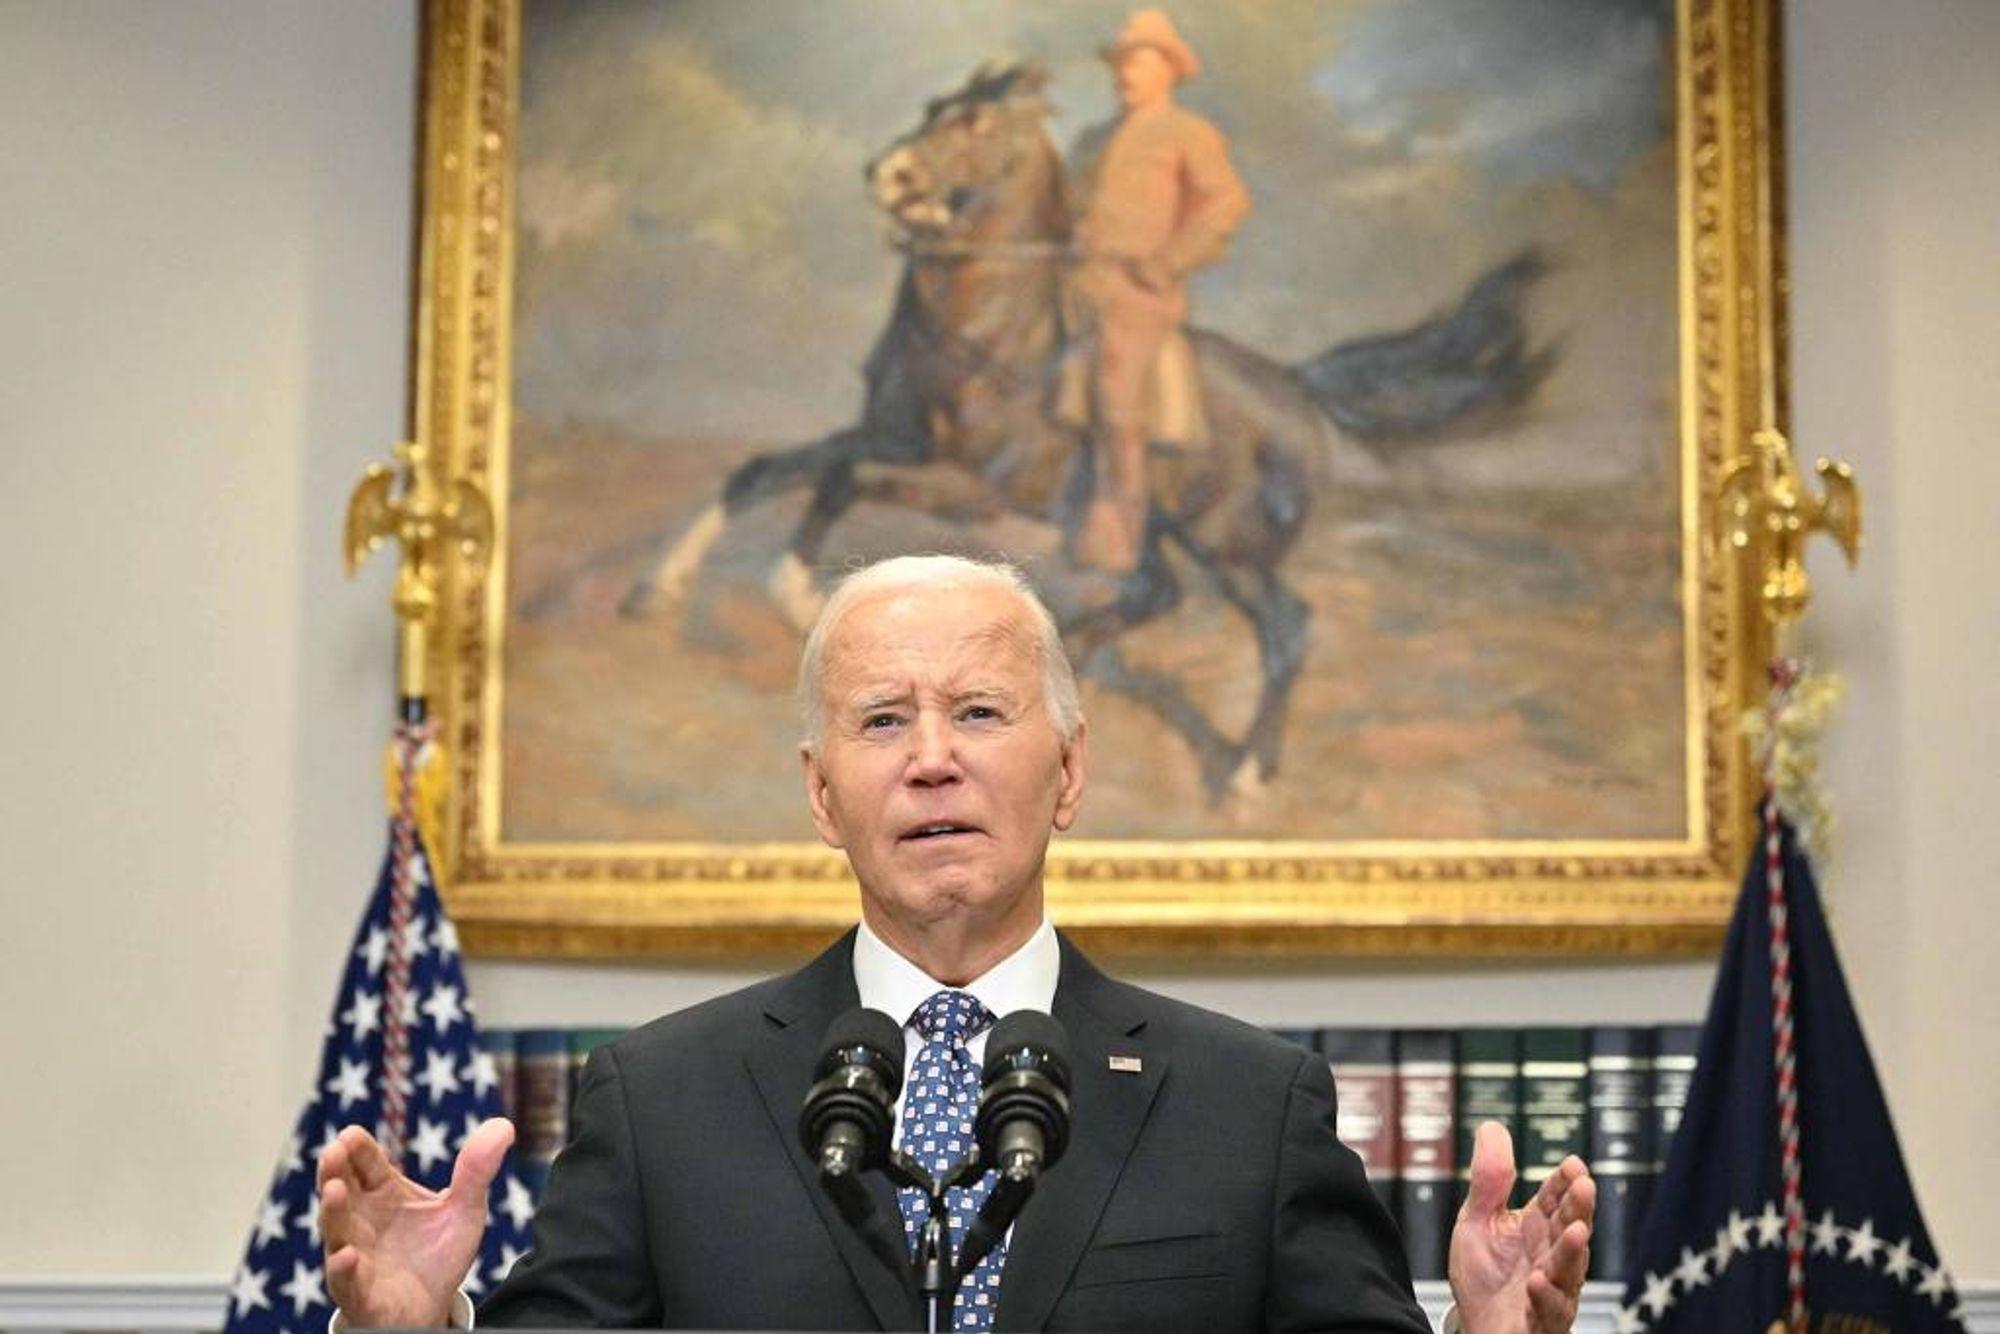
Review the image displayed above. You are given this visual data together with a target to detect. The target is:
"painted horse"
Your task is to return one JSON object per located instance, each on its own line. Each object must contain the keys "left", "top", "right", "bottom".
{"left": 622, "top": 62, "right": 1549, "bottom": 799}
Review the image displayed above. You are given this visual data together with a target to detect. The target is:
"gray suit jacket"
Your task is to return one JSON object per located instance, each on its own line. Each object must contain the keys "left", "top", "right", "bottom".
{"left": 480, "top": 931, "right": 1429, "bottom": 1331}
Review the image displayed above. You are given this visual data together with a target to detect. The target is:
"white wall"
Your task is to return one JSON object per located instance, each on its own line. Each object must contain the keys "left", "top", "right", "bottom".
{"left": 0, "top": 0, "right": 1991, "bottom": 1281}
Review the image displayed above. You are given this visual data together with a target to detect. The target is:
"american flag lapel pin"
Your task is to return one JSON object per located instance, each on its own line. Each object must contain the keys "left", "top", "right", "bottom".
{"left": 1108, "top": 1054, "right": 1143, "bottom": 1073}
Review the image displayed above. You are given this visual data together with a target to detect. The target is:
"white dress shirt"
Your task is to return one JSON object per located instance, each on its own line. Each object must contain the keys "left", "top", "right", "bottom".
{"left": 850, "top": 915, "right": 1061, "bottom": 1137}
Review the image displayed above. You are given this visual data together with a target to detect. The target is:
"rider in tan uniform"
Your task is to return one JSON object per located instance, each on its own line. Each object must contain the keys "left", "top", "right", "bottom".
{"left": 1068, "top": 9, "right": 1250, "bottom": 574}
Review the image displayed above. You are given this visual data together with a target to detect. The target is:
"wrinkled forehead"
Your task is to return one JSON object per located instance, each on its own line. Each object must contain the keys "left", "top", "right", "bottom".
{"left": 819, "top": 586, "right": 1040, "bottom": 696}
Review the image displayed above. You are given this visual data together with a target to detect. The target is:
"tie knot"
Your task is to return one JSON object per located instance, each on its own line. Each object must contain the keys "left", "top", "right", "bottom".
{"left": 911, "top": 989, "right": 990, "bottom": 1044}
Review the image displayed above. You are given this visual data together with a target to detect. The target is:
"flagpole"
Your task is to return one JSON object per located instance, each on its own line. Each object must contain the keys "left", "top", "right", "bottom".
{"left": 342, "top": 440, "right": 492, "bottom": 1157}
{"left": 1717, "top": 425, "right": 1860, "bottom": 1334}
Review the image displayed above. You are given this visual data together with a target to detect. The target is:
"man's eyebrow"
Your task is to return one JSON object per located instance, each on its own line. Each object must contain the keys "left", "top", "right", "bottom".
{"left": 845, "top": 687, "right": 912, "bottom": 715}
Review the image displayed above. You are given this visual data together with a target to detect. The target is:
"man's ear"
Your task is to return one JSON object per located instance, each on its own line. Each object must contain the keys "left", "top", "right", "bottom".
{"left": 801, "top": 744, "right": 846, "bottom": 850}
{"left": 1051, "top": 719, "right": 1088, "bottom": 833}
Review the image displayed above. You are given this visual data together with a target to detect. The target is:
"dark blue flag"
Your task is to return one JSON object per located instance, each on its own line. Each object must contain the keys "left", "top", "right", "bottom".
{"left": 223, "top": 822, "right": 536, "bottom": 1334}
{"left": 1616, "top": 808, "right": 1965, "bottom": 1332}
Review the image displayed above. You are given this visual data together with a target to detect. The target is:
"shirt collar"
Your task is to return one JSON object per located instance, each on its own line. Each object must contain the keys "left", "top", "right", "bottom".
{"left": 853, "top": 916, "right": 1060, "bottom": 1028}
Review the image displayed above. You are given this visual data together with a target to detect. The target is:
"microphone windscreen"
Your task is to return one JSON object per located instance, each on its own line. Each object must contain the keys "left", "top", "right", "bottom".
{"left": 814, "top": 1006, "right": 907, "bottom": 1096}
{"left": 982, "top": 1010, "right": 1071, "bottom": 1090}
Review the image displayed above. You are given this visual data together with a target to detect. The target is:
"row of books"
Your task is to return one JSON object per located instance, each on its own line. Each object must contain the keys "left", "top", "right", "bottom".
{"left": 478, "top": 1022, "right": 1700, "bottom": 1285}
{"left": 1272, "top": 1025, "right": 1699, "bottom": 1283}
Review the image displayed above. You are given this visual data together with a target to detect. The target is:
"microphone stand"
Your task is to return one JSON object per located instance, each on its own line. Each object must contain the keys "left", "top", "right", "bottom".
{"left": 883, "top": 1148, "right": 988, "bottom": 1334}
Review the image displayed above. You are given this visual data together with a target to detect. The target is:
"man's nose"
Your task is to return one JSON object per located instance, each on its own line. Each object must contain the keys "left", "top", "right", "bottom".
{"left": 905, "top": 712, "right": 961, "bottom": 783}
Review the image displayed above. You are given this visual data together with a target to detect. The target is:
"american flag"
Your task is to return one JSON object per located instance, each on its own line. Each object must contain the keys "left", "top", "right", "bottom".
{"left": 223, "top": 816, "right": 536, "bottom": 1334}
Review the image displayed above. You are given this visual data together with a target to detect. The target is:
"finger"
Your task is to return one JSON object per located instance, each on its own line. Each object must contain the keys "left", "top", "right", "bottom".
{"left": 320, "top": 1175, "right": 353, "bottom": 1253}
{"left": 338, "top": 1125, "right": 397, "bottom": 1191}
{"left": 447, "top": 1117, "right": 516, "bottom": 1216}
{"left": 1557, "top": 1165, "right": 1597, "bottom": 1231}
{"left": 324, "top": 1242, "right": 368, "bottom": 1316}
{"left": 1543, "top": 1217, "right": 1593, "bottom": 1296}
{"left": 1458, "top": 1120, "right": 1518, "bottom": 1223}
{"left": 1525, "top": 1270, "right": 1576, "bottom": 1334}
{"left": 1529, "top": 1152, "right": 1583, "bottom": 1218}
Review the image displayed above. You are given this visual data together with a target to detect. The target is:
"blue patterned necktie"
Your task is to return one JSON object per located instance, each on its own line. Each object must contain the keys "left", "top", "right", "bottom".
{"left": 897, "top": 989, "right": 1005, "bottom": 1330}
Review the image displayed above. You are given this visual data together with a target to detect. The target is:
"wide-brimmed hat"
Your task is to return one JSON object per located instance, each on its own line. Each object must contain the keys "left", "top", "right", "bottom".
{"left": 1101, "top": 9, "right": 1200, "bottom": 83}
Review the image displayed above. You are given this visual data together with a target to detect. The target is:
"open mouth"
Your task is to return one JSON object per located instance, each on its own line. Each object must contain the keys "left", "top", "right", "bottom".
{"left": 901, "top": 821, "right": 982, "bottom": 843}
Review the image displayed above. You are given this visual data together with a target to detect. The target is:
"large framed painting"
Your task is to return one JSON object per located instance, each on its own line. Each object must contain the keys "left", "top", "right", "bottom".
{"left": 409, "top": 0, "right": 1788, "bottom": 957}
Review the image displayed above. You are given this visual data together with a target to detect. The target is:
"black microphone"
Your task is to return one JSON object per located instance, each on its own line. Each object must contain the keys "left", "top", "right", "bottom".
{"left": 974, "top": 1010, "right": 1072, "bottom": 1183}
{"left": 798, "top": 1007, "right": 905, "bottom": 1184}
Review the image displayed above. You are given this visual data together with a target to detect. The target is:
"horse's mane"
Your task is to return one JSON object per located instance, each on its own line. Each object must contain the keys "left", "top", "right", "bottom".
{"left": 921, "top": 59, "right": 1048, "bottom": 124}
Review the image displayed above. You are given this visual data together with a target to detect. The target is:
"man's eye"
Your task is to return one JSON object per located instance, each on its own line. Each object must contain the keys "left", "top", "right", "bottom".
{"left": 861, "top": 713, "right": 902, "bottom": 731}
{"left": 961, "top": 704, "right": 1001, "bottom": 723}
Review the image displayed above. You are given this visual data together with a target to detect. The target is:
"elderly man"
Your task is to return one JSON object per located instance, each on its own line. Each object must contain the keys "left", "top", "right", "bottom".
{"left": 319, "top": 555, "right": 1593, "bottom": 1332}
{"left": 1067, "top": 10, "right": 1251, "bottom": 574}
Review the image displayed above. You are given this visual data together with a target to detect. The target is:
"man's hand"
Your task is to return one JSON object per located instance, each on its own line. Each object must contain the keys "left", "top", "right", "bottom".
{"left": 1447, "top": 1121, "right": 1595, "bottom": 1334}
{"left": 318, "top": 1118, "right": 515, "bottom": 1328}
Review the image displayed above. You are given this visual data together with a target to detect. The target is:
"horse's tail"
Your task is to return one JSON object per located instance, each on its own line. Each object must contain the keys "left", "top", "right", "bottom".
{"left": 1291, "top": 248, "right": 1555, "bottom": 442}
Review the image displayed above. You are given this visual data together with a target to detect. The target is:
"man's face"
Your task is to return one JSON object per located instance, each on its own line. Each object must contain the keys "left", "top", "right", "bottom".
{"left": 802, "top": 583, "right": 1086, "bottom": 969}
{"left": 1112, "top": 46, "right": 1177, "bottom": 111}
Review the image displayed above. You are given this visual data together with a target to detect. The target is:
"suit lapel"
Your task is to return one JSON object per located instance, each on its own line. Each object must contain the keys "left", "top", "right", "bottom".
{"left": 744, "top": 932, "right": 920, "bottom": 1330}
{"left": 996, "top": 936, "right": 1165, "bottom": 1332}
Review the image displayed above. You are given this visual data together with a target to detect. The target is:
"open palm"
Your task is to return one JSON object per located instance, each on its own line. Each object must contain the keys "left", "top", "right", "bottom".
{"left": 317, "top": 1118, "right": 514, "bottom": 1328}
{"left": 1448, "top": 1121, "right": 1596, "bottom": 1334}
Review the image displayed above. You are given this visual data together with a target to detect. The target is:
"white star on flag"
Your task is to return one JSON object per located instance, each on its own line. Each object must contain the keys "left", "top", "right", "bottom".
{"left": 278, "top": 1262, "right": 326, "bottom": 1318}
{"left": 1845, "top": 1216, "right": 1883, "bottom": 1267}
{"left": 342, "top": 990, "right": 382, "bottom": 1043}
{"left": 422, "top": 983, "right": 465, "bottom": 1034}
{"left": 399, "top": 914, "right": 432, "bottom": 962}
{"left": 1724, "top": 1209, "right": 1753, "bottom": 1254}
{"left": 1882, "top": 1236, "right": 1917, "bottom": 1281}
{"left": 1674, "top": 1245, "right": 1710, "bottom": 1290}
{"left": 464, "top": 1049, "right": 500, "bottom": 1098}
{"left": 1754, "top": 1201, "right": 1784, "bottom": 1247}
{"left": 1640, "top": 1269, "right": 1675, "bottom": 1316}
{"left": 410, "top": 1116, "right": 452, "bottom": 1172}
{"left": 294, "top": 1191, "right": 321, "bottom": 1246}
{"left": 230, "top": 1266, "right": 272, "bottom": 1318}
{"left": 1917, "top": 1262, "right": 1954, "bottom": 1303}
{"left": 1707, "top": 1225, "right": 1736, "bottom": 1276}
{"left": 501, "top": 1174, "right": 536, "bottom": 1231}
{"left": 253, "top": 1199, "right": 289, "bottom": 1249}
{"left": 325, "top": 1058, "right": 370, "bottom": 1111}
{"left": 416, "top": 1048, "right": 462, "bottom": 1102}
{"left": 496, "top": 1243, "right": 526, "bottom": 1281}
{"left": 430, "top": 917, "right": 460, "bottom": 958}
{"left": 1611, "top": 1307, "right": 1645, "bottom": 1334}
{"left": 279, "top": 1133, "right": 304, "bottom": 1178}
{"left": 355, "top": 927, "right": 389, "bottom": 978}
{"left": 1810, "top": 1208, "right": 1843, "bottom": 1255}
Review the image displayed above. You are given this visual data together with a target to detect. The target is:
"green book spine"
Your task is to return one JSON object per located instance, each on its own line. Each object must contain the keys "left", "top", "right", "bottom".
{"left": 1518, "top": 1027, "right": 1589, "bottom": 1207}
{"left": 1453, "top": 1027, "right": 1523, "bottom": 1209}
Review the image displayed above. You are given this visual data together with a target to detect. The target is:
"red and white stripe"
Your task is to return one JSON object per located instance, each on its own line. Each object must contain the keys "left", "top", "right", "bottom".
{"left": 1764, "top": 658, "right": 1807, "bottom": 1333}
{"left": 377, "top": 719, "right": 432, "bottom": 1163}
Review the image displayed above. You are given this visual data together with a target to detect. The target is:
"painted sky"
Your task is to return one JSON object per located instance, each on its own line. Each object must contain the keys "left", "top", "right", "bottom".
{"left": 512, "top": 0, "right": 1675, "bottom": 475}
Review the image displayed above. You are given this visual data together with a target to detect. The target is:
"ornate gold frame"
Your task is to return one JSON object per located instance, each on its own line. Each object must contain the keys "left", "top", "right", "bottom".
{"left": 407, "top": 0, "right": 1785, "bottom": 959}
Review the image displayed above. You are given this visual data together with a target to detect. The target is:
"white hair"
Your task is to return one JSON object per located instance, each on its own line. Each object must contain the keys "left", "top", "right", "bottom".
{"left": 797, "top": 554, "right": 1083, "bottom": 749}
